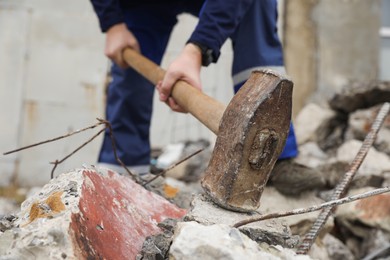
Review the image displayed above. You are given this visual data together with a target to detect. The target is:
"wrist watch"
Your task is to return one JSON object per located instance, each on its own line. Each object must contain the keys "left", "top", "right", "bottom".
{"left": 187, "top": 40, "right": 214, "bottom": 67}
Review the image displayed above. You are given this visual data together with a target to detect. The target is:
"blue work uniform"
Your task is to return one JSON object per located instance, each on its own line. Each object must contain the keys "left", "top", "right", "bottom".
{"left": 90, "top": 0, "right": 298, "bottom": 172}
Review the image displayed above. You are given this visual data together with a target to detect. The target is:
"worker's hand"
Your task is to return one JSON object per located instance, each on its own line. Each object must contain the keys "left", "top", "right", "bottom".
{"left": 157, "top": 43, "right": 202, "bottom": 113}
{"left": 105, "top": 23, "right": 140, "bottom": 69}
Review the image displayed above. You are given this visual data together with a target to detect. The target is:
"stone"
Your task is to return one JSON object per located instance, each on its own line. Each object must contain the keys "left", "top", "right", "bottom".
{"left": 336, "top": 188, "right": 390, "bottom": 233}
{"left": 294, "top": 103, "right": 345, "bottom": 150}
{"left": 136, "top": 218, "right": 179, "bottom": 260}
{"left": 169, "top": 221, "right": 311, "bottom": 260}
{"left": 0, "top": 167, "right": 186, "bottom": 259}
{"left": 336, "top": 140, "right": 390, "bottom": 176}
{"left": 184, "top": 193, "right": 298, "bottom": 249}
{"left": 318, "top": 158, "right": 384, "bottom": 190}
{"left": 295, "top": 142, "right": 329, "bottom": 169}
{"left": 360, "top": 229, "right": 390, "bottom": 260}
{"left": 345, "top": 104, "right": 390, "bottom": 156}
{"left": 259, "top": 187, "right": 334, "bottom": 238}
{"left": 317, "top": 159, "right": 350, "bottom": 188}
{"left": 269, "top": 159, "right": 327, "bottom": 196}
{"left": 329, "top": 81, "right": 390, "bottom": 113}
{"left": 323, "top": 234, "right": 355, "bottom": 260}
{"left": 0, "top": 214, "right": 16, "bottom": 233}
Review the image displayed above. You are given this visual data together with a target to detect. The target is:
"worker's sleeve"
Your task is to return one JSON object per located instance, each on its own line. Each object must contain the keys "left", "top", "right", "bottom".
{"left": 188, "top": 0, "right": 254, "bottom": 63}
{"left": 90, "top": 0, "right": 124, "bottom": 32}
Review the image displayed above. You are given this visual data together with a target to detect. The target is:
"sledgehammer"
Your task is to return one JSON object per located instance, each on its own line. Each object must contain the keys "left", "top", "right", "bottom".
{"left": 123, "top": 48, "right": 293, "bottom": 212}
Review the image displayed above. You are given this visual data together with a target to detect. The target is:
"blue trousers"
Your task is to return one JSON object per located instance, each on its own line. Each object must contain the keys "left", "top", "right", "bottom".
{"left": 98, "top": 0, "right": 298, "bottom": 168}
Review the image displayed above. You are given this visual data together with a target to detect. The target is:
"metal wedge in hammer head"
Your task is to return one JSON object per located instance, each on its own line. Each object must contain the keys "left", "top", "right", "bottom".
{"left": 201, "top": 70, "right": 293, "bottom": 212}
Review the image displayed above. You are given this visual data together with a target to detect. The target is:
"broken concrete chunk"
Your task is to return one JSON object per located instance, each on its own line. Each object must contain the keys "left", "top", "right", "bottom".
{"left": 329, "top": 81, "right": 390, "bottom": 113}
{"left": 0, "top": 167, "right": 186, "bottom": 259}
{"left": 336, "top": 140, "right": 390, "bottom": 176}
{"left": 295, "top": 142, "right": 328, "bottom": 169}
{"left": 169, "top": 221, "right": 311, "bottom": 260}
{"left": 259, "top": 187, "right": 334, "bottom": 239}
{"left": 270, "top": 159, "right": 327, "bottom": 196}
{"left": 345, "top": 104, "right": 390, "bottom": 156}
{"left": 336, "top": 187, "right": 390, "bottom": 233}
{"left": 294, "top": 103, "right": 343, "bottom": 149}
{"left": 360, "top": 229, "right": 390, "bottom": 259}
{"left": 184, "top": 193, "right": 297, "bottom": 249}
{"left": 323, "top": 234, "right": 355, "bottom": 260}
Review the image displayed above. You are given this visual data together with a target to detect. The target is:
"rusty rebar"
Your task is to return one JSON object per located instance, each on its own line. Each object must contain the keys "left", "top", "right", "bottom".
{"left": 142, "top": 148, "right": 204, "bottom": 186}
{"left": 50, "top": 127, "right": 106, "bottom": 178}
{"left": 3, "top": 120, "right": 105, "bottom": 155}
{"left": 233, "top": 186, "right": 390, "bottom": 228}
{"left": 4, "top": 118, "right": 139, "bottom": 182}
{"left": 100, "top": 118, "right": 138, "bottom": 183}
{"left": 296, "top": 102, "right": 390, "bottom": 255}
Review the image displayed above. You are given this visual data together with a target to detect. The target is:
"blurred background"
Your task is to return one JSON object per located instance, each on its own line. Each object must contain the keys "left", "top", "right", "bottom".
{"left": 0, "top": 0, "right": 389, "bottom": 188}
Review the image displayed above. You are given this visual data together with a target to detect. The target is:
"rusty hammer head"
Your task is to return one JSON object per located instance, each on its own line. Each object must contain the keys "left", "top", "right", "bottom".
{"left": 201, "top": 70, "right": 293, "bottom": 212}
{"left": 121, "top": 49, "right": 292, "bottom": 213}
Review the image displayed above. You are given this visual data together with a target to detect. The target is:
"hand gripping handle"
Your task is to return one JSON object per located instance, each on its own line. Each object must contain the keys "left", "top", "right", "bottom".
{"left": 123, "top": 48, "right": 225, "bottom": 134}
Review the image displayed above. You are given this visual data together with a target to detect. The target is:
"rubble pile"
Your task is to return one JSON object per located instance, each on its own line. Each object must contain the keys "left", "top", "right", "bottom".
{"left": 0, "top": 81, "right": 389, "bottom": 259}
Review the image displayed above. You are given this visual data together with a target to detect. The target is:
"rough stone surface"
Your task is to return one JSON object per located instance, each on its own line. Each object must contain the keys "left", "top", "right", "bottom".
{"left": 361, "top": 229, "right": 390, "bottom": 259}
{"left": 169, "top": 221, "right": 311, "bottom": 260}
{"left": 294, "top": 103, "right": 339, "bottom": 146}
{"left": 270, "top": 159, "right": 327, "bottom": 196}
{"left": 294, "top": 142, "right": 329, "bottom": 169}
{"left": 184, "top": 194, "right": 298, "bottom": 249}
{"left": 345, "top": 103, "right": 390, "bottom": 156}
{"left": 323, "top": 234, "right": 355, "bottom": 260}
{"left": 336, "top": 140, "right": 390, "bottom": 176}
{"left": 136, "top": 218, "right": 179, "bottom": 260}
{"left": 318, "top": 158, "right": 385, "bottom": 190}
{"left": 0, "top": 167, "right": 186, "bottom": 259}
{"left": 0, "top": 170, "right": 84, "bottom": 259}
{"left": 317, "top": 159, "right": 350, "bottom": 187}
{"left": 336, "top": 188, "right": 390, "bottom": 233}
{"left": 259, "top": 187, "right": 334, "bottom": 239}
{"left": 329, "top": 81, "right": 390, "bottom": 113}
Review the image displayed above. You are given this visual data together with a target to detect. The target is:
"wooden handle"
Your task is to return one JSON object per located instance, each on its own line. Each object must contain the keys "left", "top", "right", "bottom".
{"left": 123, "top": 48, "right": 225, "bottom": 134}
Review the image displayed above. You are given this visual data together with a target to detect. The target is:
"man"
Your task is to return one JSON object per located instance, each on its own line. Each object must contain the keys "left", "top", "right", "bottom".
{"left": 90, "top": 0, "right": 299, "bottom": 177}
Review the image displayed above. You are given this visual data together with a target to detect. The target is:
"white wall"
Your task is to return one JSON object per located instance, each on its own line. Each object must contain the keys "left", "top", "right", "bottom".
{"left": 0, "top": 1, "right": 107, "bottom": 187}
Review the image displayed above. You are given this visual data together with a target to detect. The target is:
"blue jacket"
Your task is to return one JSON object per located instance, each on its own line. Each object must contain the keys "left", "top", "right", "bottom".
{"left": 90, "top": 0, "right": 254, "bottom": 63}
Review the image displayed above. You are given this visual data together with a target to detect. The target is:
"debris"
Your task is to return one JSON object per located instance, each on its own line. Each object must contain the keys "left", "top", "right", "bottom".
{"left": 297, "top": 102, "right": 390, "bottom": 254}
{"left": 185, "top": 193, "right": 297, "bottom": 249}
{"left": 336, "top": 187, "right": 390, "bottom": 232}
{"left": 0, "top": 167, "right": 186, "bottom": 259}
{"left": 294, "top": 103, "right": 343, "bottom": 148}
{"left": 233, "top": 187, "right": 390, "bottom": 229}
{"left": 269, "top": 159, "right": 327, "bottom": 196}
{"left": 346, "top": 104, "right": 390, "bottom": 156}
{"left": 169, "top": 221, "right": 310, "bottom": 260}
{"left": 322, "top": 234, "right": 355, "bottom": 260}
{"left": 329, "top": 81, "right": 390, "bottom": 113}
